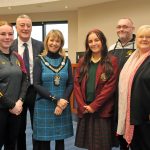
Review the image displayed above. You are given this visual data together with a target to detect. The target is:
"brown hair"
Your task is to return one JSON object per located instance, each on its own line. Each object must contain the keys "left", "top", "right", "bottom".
{"left": 79, "top": 29, "right": 113, "bottom": 83}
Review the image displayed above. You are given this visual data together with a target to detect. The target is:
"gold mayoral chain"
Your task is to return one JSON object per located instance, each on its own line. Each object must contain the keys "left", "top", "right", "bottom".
{"left": 39, "top": 55, "right": 66, "bottom": 86}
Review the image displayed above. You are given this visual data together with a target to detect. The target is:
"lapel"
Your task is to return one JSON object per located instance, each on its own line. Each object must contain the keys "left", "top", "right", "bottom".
{"left": 95, "top": 63, "right": 103, "bottom": 88}
{"left": 10, "top": 39, "right": 18, "bottom": 52}
{"left": 82, "top": 63, "right": 103, "bottom": 94}
{"left": 31, "top": 38, "right": 36, "bottom": 59}
{"left": 134, "top": 55, "right": 150, "bottom": 79}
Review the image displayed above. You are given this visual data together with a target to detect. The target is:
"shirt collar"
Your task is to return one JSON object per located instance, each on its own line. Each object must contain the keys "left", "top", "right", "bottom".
{"left": 18, "top": 37, "right": 32, "bottom": 47}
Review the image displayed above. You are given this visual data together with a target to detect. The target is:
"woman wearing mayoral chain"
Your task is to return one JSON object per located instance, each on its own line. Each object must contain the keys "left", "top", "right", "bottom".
{"left": 33, "top": 29, "right": 73, "bottom": 150}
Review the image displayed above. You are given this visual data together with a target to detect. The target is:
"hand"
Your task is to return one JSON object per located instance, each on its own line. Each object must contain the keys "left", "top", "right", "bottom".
{"left": 16, "top": 99, "right": 23, "bottom": 107}
{"left": 83, "top": 109, "right": 88, "bottom": 114}
{"left": 84, "top": 105, "right": 95, "bottom": 113}
{"left": 54, "top": 105, "right": 63, "bottom": 116}
{"left": 9, "top": 99, "right": 23, "bottom": 115}
{"left": 57, "top": 99, "right": 68, "bottom": 110}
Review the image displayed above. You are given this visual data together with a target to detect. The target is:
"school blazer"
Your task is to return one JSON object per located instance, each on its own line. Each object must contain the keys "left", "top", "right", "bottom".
{"left": 74, "top": 55, "right": 119, "bottom": 118}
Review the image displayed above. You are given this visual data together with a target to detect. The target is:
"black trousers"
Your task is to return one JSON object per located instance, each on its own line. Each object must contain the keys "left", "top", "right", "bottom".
{"left": 0, "top": 109, "right": 21, "bottom": 150}
{"left": 130, "top": 123, "right": 150, "bottom": 150}
{"left": 118, "top": 135, "right": 129, "bottom": 150}
{"left": 16, "top": 85, "right": 36, "bottom": 150}
{"left": 33, "top": 140, "right": 64, "bottom": 150}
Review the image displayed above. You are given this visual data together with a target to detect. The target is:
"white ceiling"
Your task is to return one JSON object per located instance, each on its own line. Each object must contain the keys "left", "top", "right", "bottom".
{"left": 0, "top": 0, "right": 116, "bottom": 15}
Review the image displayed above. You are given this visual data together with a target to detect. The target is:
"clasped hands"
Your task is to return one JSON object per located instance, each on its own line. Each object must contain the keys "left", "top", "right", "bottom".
{"left": 83, "top": 105, "right": 95, "bottom": 114}
{"left": 9, "top": 99, "right": 23, "bottom": 115}
{"left": 54, "top": 99, "right": 68, "bottom": 116}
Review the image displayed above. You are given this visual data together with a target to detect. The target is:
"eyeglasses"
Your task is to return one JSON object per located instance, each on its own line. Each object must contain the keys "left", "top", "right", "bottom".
{"left": 116, "top": 25, "right": 132, "bottom": 29}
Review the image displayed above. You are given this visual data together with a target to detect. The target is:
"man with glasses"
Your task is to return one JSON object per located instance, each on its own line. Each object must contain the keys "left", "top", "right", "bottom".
{"left": 109, "top": 18, "right": 136, "bottom": 150}
{"left": 10, "top": 14, "right": 44, "bottom": 150}
{"left": 109, "top": 18, "right": 136, "bottom": 69}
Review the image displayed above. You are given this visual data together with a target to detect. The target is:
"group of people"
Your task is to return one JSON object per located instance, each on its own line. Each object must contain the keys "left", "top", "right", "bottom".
{"left": 0, "top": 14, "right": 73, "bottom": 150}
{"left": 0, "top": 14, "right": 150, "bottom": 150}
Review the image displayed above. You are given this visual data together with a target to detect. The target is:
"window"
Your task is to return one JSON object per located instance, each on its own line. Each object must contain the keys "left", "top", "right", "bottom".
{"left": 45, "top": 23, "right": 68, "bottom": 49}
{"left": 12, "top": 21, "right": 68, "bottom": 49}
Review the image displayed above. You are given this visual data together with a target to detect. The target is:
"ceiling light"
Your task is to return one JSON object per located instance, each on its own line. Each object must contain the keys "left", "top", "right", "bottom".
{"left": 8, "top": 6, "right": 12, "bottom": 10}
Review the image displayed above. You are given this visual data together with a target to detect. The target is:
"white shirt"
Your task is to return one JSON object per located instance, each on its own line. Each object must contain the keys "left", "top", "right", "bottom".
{"left": 18, "top": 37, "right": 34, "bottom": 84}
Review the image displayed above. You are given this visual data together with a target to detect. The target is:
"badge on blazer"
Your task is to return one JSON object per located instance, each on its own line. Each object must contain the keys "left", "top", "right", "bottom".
{"left": 16, "top": 60, "right": 20, "bottom": 66}
{"left": 100, "top": 73, "right": 107, "bottom": 81}
{"left": 0, "top": 91, "right": 3, "bottom": 97}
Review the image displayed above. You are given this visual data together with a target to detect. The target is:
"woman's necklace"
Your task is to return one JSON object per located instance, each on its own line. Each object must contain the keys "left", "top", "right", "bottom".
{"left": 39, "top": 55, "right": 66, "bottom": 86}
{"left": 91, "top": 56, "right": 101, "bottom": 63}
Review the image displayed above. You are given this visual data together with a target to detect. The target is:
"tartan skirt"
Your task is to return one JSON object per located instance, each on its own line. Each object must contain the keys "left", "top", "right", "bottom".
{"left": 75, "top": 113, "right": 112, "bottom": 150}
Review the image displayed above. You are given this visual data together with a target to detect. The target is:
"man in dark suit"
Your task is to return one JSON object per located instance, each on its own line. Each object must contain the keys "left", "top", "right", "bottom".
{"left": 10, "top": 14, "right": 44, "bottom": 150}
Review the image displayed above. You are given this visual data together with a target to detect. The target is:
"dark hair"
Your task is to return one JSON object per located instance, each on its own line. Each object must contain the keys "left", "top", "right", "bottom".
{"left": 79, "top": 29, "right": 113, "bottom": 83}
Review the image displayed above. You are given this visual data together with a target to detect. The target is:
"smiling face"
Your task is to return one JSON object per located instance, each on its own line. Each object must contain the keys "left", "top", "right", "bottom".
{"left": 0, "top": 24, "right": 14, "bottom": 52}
{"left": 47, "top": 36, "right": 61, "bottom": 53}
{"left": 88, "top": 32, "right": 102, "bottom": 55}
{"left": 136, "top": 26, "right": 150, "bottom": 53}
{"left": 44, "top": 30, "right": 64, "bottom": 54}
{"left": 116, "top": 18, "right": 134, "bottom": 43}
{"left": 16, "top": 17, "right": 32, "bottom": 42}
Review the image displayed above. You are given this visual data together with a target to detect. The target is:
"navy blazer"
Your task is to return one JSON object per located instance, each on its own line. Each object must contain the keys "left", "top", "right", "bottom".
{"left": 10, "top": 38, "right": 44, "bottom": 60}
{"left": 10, "top": 38, "right": 44, "bottom": 83}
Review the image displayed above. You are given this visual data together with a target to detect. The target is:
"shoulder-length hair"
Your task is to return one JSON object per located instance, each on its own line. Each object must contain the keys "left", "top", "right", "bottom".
{"left": 41, "top": 29, "right": 66, "bottom": 57}
{"left": 79, "top": 29, "right": 113, "bottom": 83}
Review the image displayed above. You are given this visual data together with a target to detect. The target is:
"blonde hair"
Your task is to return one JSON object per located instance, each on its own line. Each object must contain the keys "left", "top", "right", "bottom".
{"left": 136, "top": 25, "right": 150, "bottom": 36}
{"left": 41, "top": 29, "right": 66, "bottom": 57}
{"left": 0, "top": 20, "right": 12, "bottom": 27}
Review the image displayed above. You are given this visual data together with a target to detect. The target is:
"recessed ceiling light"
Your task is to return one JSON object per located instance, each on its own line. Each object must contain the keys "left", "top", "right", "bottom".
{"left": 65, "top": 5, "right": 68, "bottom": 9}
{"left": 36, "top": 4, "right": 43, "bottom": 8}
{"left": 8, "top": 6, "right": 11, "bottom": 10}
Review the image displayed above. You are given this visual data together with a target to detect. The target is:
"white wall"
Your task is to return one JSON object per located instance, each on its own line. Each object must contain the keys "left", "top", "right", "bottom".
{"left": 0, "top": 11, "right": 78, "bottom": 63}
{"left": 1, "top": 0, "right": 150, "bottom": 63}
{"left": 77, "top": 0, "right": 150, "bottom": 51}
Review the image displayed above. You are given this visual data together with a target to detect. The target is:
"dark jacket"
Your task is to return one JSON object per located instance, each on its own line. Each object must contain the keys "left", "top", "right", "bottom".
{"left": 109, "top": 34, "right": 136, "bottom": 70}
{"left": 131, "top": 56, "right": 150, "bottom": 125}
{"left": 10, "top": 38, "right": 44, "bottom": 84}
{"left": 10, "top": 38, "right": 44, "bottom": 62}
{"left": 0, "top": 50, "right": 28, "bottom": 109}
